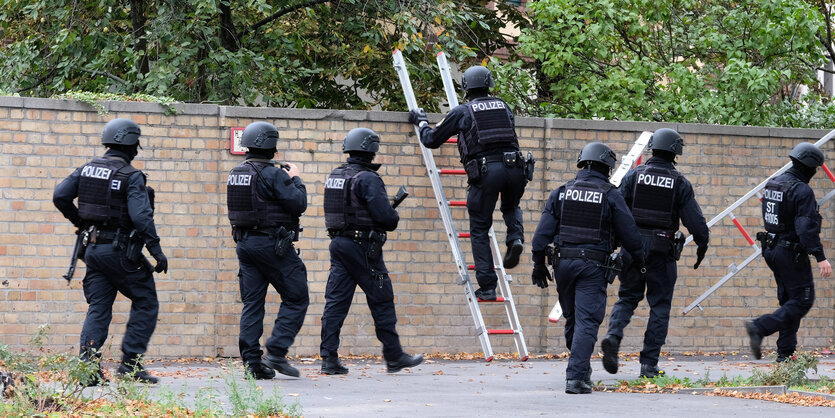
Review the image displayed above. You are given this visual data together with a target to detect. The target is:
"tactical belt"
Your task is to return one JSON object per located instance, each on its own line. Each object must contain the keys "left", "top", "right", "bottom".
{"left": 479, "top": 151, "right": 523, "bottom": 164}
{"left": 328, "top": 229, "right": 385, "bottom": 240}
{"left": 638, "top": 229, "right": 675, "bottom": 239}
{"left": 774, "top": 239, "right": 801, "bottom": 249}
{"left": 555, "top": 247, "right": 609, "bottom": 264}
{"left": 95, "top": 229, "right": 128, "bottom": 244}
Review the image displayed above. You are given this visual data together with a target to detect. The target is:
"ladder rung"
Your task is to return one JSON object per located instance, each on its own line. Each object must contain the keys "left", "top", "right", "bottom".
{"left": 439, "top": 169, "right": 466, "bottom": 175}
{"left": 467, "top": 265, "right": 497, "bottom": 270}
{"left": 478, "top": 297, "right": 506, "bottom": 303}
{"left": 458, "top": 232, "right": 470, "bottom": 238}
{"left": 487, "top": 329, "right": 515, "bottom": 335}
{"left": 448, "top": 200, "right": 467, "bottom": 206}
{"left": 446, "top": 138, "right": 457, "bottom": 143}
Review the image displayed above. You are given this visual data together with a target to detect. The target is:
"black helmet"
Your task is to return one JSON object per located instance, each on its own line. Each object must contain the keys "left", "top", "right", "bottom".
{"left": 101, "top": 118, "right": 141, "bottom": 146}
{"left": 648, "top": 128, "right": 683, "bottom": 155}
{"left": 461, "top": 65, "right": 494, "bottom": 91}
{"left": 241, "top": 122, "right": 279, "bottom": 150}
{"left": 577, "top": 142, "right": 617, "bottom": 169}
{"left": 789, "top": 142, "right": 824, "bottom": 168}
{"left": 342, "top": 128, "right": 380, "bottom": 154}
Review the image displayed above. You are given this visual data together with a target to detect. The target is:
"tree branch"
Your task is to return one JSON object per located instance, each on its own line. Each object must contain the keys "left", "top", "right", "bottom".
{"left": 240, "top": 0, "right": 332, "bottom": 39}
{"left": 80, "top": 68, "right": 129, "bottom": 85}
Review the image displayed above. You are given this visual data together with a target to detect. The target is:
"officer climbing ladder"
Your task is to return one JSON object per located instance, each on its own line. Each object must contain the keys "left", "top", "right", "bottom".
{"left": 681, "top": 129, "right": 835, "bottom": 315}
{"left": 393, "top": 50, "right": 528, "bottom": 361}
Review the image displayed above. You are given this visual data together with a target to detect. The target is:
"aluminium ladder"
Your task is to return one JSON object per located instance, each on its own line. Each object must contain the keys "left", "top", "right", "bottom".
{"left": 681, "top": 129, "right": 835, "bottom": 314}
{"left": 393, "top": 49, "right": 528, "bottom": 361}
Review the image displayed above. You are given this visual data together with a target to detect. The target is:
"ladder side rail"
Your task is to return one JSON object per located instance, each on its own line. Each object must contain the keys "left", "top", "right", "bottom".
{"left": 394, "top": 50, "right": 493, "bottom": 359}
{"left": 610, "top": 131, "right": 652, "bottom": 187}
{"left": 438, "top": 51, "right": 528, "bottom": 360}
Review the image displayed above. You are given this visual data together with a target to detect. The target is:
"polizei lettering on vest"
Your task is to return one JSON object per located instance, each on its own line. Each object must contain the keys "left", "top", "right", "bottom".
{"left": 637, "top": 173, "right": 674, "bottom": 189}
{"left": 81, "top": 166, "right": 112, "bottom": 180}
{"left": 325, "top": 177, "right": 345, "bottom": 189}
{"left": 227, "top": 174, "right": 251, "bottom": 186}
{"left": 564, "top": 189, "right": 603, "bottom": 204}
{"left": 471, "top": 101, "right": 505, "bottom": 112}
{"left": 762, "top": 189, "right": 783, "bottom": 202}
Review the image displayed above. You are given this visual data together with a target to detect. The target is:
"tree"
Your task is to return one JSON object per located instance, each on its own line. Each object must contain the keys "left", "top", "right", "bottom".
{"left": 509, "top": 0, "right": 828, "bottom": 126}
{"left": 0, "top": 0, "right": 527, "bottom": 111}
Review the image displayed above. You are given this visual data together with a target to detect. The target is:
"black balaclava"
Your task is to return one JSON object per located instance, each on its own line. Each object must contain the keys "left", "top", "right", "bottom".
{"left": 790, "top": 158, "right": 817, "bottom": 183}
{"left": 348, "top": 151, "right": 375, "bottom": 163}
{"left": 245, "top": 147, "right": 277, "bottom": 160}
{"left": 584, "top": 161, "right": 611, "bottom": 176}
{"left": 652, "top": 149, "right": 677, "bottom": 164}
{"left": 106, "top": 144, "right": 138, "bottom": 162}
{"left": 466, "top": 87, "right": 490, "bottom": 100}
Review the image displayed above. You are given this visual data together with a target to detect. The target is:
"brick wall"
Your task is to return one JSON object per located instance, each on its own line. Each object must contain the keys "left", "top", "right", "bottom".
{"left": 0, "top": 97, "right": 832, "bottom": 359}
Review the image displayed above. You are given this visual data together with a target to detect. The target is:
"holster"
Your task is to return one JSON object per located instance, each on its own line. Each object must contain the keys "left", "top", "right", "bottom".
{"left": 672, "top": 231, "right": 685, "bottom": 261}
{"left": 464, "top": 159, "right": 482, "bottom": 183}
{"left": 755, "top": 231, "right": 776, "bottom": 250}
{"left": 605, "top": 252, "right": 624, "bottom": 284}
{"left": 366, "top": 230, "right": 387, "bottom": 261}
{"left": 125, "top": 230, "right": 143, "bottom": 262}
{"left": 524, "top": 152, "right": 535, "bottom": 181}
{"left": 274, "top": 226, "right": 294, "bottom": 257}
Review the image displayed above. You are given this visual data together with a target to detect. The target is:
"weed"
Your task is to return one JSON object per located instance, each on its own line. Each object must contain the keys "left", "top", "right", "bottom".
{"left": 225, "top": 362, "right": 302, "bottom": 417}
{"left": 750, "top": 352, "right": 819, "bottom": 387}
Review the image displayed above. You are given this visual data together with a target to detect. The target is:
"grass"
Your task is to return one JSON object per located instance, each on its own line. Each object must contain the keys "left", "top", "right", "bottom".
{"left": 0, "top": 325, "right": 301, "bottom": 417}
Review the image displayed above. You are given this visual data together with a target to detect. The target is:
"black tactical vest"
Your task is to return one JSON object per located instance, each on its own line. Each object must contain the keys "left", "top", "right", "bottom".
{"left": 324, "top": 164, "right": 380, "bottom": 231}
{"left": 762, "top": 177, "right": 798, "bottom": 234}
{"left": 226, "top": 161, "right": 296, "bottom": 229}
{"left": 78, "top": 157, "right": 139, "bottom": 230}
{"left": 631, "top": 165, "right": 680, "bottom": 230}
{"left": 459, "top": 97, "right": 518, "bottom": 162}
{"left": 559, "top": 180, "right": 612, "bottom": 246}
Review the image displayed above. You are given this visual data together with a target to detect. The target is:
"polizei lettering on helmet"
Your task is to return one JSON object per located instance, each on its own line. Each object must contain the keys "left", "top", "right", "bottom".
{"left": 227, "top": 173, "right": 252, "bottom": 186}
{"left": 470, "top": 101, "right": 506, "bottom": 112}
{"left": 637, "top": 173, "right": 674, "bottom": 189}
{"left": 563, "top": 189, "right": 603, "bottom": 204}
{"left": 80, "top": 165, "right": 113, "bottom": 180}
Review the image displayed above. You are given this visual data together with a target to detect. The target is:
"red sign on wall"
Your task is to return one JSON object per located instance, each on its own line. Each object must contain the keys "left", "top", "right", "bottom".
{"left": 230, "top": 127, "right": 246, "bottom": 155}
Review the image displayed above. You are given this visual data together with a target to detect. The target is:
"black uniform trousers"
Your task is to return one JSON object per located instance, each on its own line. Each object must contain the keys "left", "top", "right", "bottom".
{"left": 320, "top": 236, "right": 403, "bottom": 361}
{"left": 607, "top": 247, "right": 677, "bottom": 367}
{"left": 236, "top": 234, "right": 309, "bottom": 365}
{"left": 752, "top": 246, "right": 815, "bottom": 356}
{"left": 467, "top": 161, "right": 526, "bottom": 290}
{"left": 556, "top": 257, "right": 608, "bottom": 381}
{"left": 80, "top": 242, "right": 159, "bottom": 360}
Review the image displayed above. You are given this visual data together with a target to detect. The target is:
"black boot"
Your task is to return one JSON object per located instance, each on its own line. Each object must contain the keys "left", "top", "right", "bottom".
{"left": 601, "top": 334, "right": 620, "bottom": 374}
{"left": 263, "top": 353, "right": 300, "bottom": 378}
{"left": 475, "top": 287, "right": 497, "bottom": 301}
{"left": 503, "top": 239, "right": 523, "bottom": 269}
{"left": 745, "top": 321, "right": 762, "bottom": 360}
{"left": 245, "top": 362, "right": 276, "bottom": 380}
{"left": 321, "top": 356, "right": 349, "bottom": 375}
{"left": 117, "top": 354, "right": 158, "bottom": 384}
{"left": 565, "top": 379, "right": 592, "bottom": 394}
{"left": 639, "top": 363, "right": 664, "bottom": 379}
{"left": 386, "top": 353, "right": 424, "bottom": 373}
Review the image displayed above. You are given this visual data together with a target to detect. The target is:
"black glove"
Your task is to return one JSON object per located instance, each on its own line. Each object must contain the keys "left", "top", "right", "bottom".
{"left": 694, "top": 245, "right": 707, "bottom": 270}
{"left": 151, "top": 250, "right": 168, "bottom": 274}
{"left": 532, "top": 263, "right": 552, "bottom": 289}
{"left": 408, "top": 108, "right": 428, "bottom": 127}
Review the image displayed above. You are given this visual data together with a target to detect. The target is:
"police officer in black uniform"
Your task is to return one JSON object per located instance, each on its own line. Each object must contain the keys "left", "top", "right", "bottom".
{"left": 530, "top": 142, "right": 645, "bottom": 394}
{"left": 600, "top": 128, "right": 710, "bottom": 378}
{"left": 320, "top": 128, "right": 424, "bottom": 375}
{"left": 227, "top": 121, "right": 309, "bottom": 379}
{"left": 53, "top": 118, "right": 167, "bottom": 385}
{"left": 531, "top": 142, "right": 644, "bottom": 394}
{"left": 746, "top": 143, "right": 832, "bottom": 361}
{"left": 409, "top": 66, "right": 529, "bottom": 301}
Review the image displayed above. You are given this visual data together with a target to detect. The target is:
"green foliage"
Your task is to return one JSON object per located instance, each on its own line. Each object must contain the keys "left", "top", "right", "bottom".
{"left": 226, "top": 363, "right": 302, "bottom": 417}
{"left": 0, "top": 0, "right": 526, "bottom": 112}
{"left": 750, "top": 352, "right": 819, "bottom": 387}
{"left": 514, "top": 0, "right": 828, "bottom": 126}
{"left": 55, "top": 90, "right": 178, "bottom": 115}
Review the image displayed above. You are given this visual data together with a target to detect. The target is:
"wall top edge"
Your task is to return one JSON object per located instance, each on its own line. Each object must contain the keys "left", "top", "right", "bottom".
{"left": 0, "top": 96, "right": 829, "bottom": 139}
